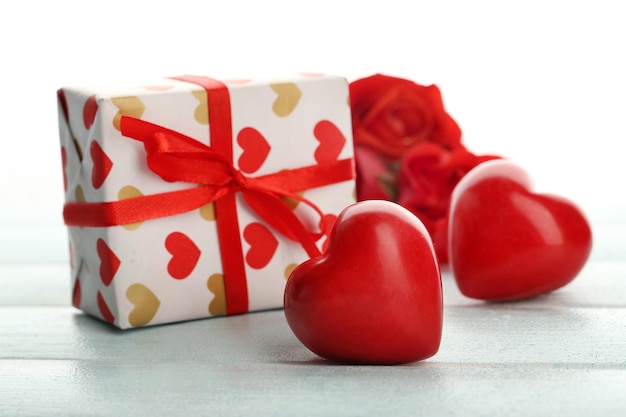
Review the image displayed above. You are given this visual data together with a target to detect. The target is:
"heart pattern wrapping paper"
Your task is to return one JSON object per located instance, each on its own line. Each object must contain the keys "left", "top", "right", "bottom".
{"left": 57, "top": 74, "right": 356, "bottom": 329}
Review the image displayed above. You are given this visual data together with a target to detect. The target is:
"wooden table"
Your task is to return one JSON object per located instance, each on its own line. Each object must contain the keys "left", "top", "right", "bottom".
{"left": 1, "top": 214, "right": 625, "bottom": 416}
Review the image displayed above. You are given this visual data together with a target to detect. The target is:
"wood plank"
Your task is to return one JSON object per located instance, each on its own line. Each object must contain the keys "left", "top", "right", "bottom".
{"left": 1, "top": 306, "right": 624, "bottom": 366}
{"left": 2, "top": 358, "right": 625, "bottom": 417}
{"left": 442, "top": 262, "right": 626, "bottom": 308}
{"left": 1, "top": 221, "right": 624, "bottom": 417}
{"left": 2, "top": 261, "right": 626, "bottom": 308}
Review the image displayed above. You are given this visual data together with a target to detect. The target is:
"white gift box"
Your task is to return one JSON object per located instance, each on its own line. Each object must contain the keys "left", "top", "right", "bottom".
{"left": 57, "top": 74, "right": 355, "bottom": 329}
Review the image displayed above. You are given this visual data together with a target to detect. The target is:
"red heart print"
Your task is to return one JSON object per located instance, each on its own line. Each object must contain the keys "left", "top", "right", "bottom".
{"left": 284, "top": 200, "right": 443, "bottom": 364}
{"left": 90, "top": 141, "right": 113, "bottom": 189}
{"left": 61, "top": 147, "right": 68, "bottom": 191}
{"left": 57, "top": 89, "right": 69, "bottom": 124}
{"left": 97, "top": 291, "right": 115, "bottom": 324}
{"left": 83, "top": 94, "right": 98, "bottom": 130}
{"left": 72, "top": 278, "right": 81, "bottom": 308}
{"left": 448, "top": 160, "right": 592, "bottom": 301}
{"left": 313, "top": 120, "right": 346, "bottom": 164}
{"left": 237, "top": 127, "right": 271, "bottom": 174}
{"left": 165, "top": 232, "right": 201, "bottom": 279}
{"left": 244, "top": 222, "right": 278, "bottom": 269}
{"left": 97, "top": 238, "right": 120, "bottom": 286}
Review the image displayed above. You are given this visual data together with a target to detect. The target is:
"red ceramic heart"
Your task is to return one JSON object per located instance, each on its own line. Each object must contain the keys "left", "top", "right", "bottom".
{"left": 83, "top": 94, "right": 98, "bottom": 129}
{"left": 97, "top": 238, "right": 120, "bottom": 286}
{"left": 284, "top": 200, "right": 443, "bottom": 365}
{"left": 244, "top": 222, "right": 278, "bottom": 269}
{"left": 237, "top": 127, "right": 271, "bottom": 174}
{"left": 165, "top": 232, "right": 201, "bottom": 279}
{"left": 90, "top": 141, "right": 113, "bottom": 189}
{"left": 313, "top": 120, "right": 346, "bottom": 164}
{"left": 448, "top": 160, "right": 592, "bottom": 301}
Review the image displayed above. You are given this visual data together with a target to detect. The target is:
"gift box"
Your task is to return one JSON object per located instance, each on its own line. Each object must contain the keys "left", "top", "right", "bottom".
{"left": 57, "top": 74, "right": 355, "bottom": 329}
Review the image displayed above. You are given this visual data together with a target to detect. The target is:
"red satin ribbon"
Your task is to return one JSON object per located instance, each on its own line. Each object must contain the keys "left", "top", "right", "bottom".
{"left": 63, "top": 75, "right": 355, "bottom": 315}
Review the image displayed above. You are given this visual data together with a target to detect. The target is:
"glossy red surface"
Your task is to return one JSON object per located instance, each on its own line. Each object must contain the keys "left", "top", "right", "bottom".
{"left": 448, "top": 160, "right": 592, "bottom": 301}
{"left": 284, "top": 200, "right": 443, "bottom": 365}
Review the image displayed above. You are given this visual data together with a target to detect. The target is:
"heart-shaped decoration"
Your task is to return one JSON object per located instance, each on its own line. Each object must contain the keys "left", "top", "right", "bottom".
{"left": 118, "top": 185, "right": 144, "bottom": 230}
{"left": 207, "top": 273, "right": 226, "bottom": 316}
{"left": 97, "top": 291, "right": 115, "bottom": 324}
{"left": 111, "top": 96, "right": 145, "bottom": 131}
{"left": 243, "top": 222, "right": 278, "bottom": 269}
{"left": 284, "top": 263, "right": 298, "bottom": 279}
{"left": 280, "top": 189, "right": 304, "bottom": 210}
{"left": 58, "top": 89, "right": 69, "bottom": 123}
{"left": 284, "top": 200, "right": 443, "bottom": 364}
{"left": 83, "top": 94, "right": 98, "bottom": 130}
{"left": 270, "top": 82, "right": 302, "bottom": 117}
{"left": 448, "top": 160, "right": 592, "bottom": 301}
{"left": 126, "top": 283, "right": 161, "bottom": 327}
{"left": 61, "top": 147, "right": 68, "bottom": 191}
{"left": 313, "top": 120, "right": 346, "bottom": 164}
{"left": 237, "top": 127, "right": 271, "bottom": 174}
{"left": 192, "top": 90, "right": 209, "bottom": 125}
{"left": 165, "top": 232, "right": 201, "bottom": 279}
{"left": 68, "top": 241, "right": 74, "bottom": 269}
{"left": 75, "top": 185, "right": 86, "bottom": 203}
{"left": 199, "top": 202, "right": 216, "bottom": 221}
{"left": 58, "top": 89, "right": 84, "bottom": 161}
{"left": 97, "top": 238, "right": 120, "bottom": 286}
{"left": 72, "top": 278, "right": 81, "bottom": 308}
{"left": 90, "top": 141, "right": 113, "bottom": 189}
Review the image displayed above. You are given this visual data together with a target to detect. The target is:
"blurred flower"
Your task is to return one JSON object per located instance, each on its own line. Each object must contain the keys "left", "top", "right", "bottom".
{"left": 354, "top": 145, "right": 396, "bottom": 201}
{"left": 350, "top": 73, "right": 501, "bottom": 263}
{"left": 397, "top": 143, "right": 500, "bottom": 262}
{"left": 350, "top": 73, "right": 462, "bottom": 159}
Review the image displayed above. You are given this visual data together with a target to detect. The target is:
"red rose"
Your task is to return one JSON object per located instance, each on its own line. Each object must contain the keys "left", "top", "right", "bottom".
{"left": 350, "top": 73, "right": 501, "bottom": 264}
{"left": 397, "top": 142, "right": 500, "bottom": 263}
{"left": 350, "top": 74, "right": 463, "bottom": 159}
{"left": 354, "top": 145, "right": 395, "bottom": 200}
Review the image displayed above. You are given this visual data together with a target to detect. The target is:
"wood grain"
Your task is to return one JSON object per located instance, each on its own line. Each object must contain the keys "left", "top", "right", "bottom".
{"left": 1, "top": 225, "right": 625, "bottom": 416}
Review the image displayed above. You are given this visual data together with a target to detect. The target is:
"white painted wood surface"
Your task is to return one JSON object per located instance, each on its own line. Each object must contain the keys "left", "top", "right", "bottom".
{"left": 1, "top": 213, "right": 625, "bottom": 416}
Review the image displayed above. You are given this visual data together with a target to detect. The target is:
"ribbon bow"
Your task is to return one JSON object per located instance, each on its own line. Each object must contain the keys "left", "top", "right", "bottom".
{"left": 121, "top": 116, "right": 337, "bottom": 258}
{"left": 63, "top": 75, "right": 355, "bottom": 314}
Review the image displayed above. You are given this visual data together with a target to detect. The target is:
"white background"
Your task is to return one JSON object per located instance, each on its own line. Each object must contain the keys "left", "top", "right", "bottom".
{"left": 0, "top": 0, "right": 624, "bottom": 263}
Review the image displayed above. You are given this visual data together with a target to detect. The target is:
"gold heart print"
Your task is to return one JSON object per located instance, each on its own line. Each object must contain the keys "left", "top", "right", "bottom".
{"left": 126, "top": 283, "right": 160, "bottom": 327}
{"left": 284, "top": 263, "right": 298, "bottom": 279}
{"left": 207, "top": 273, "right": 226, "bottom": 316}
{"left": 199, "top": 202, "right": 216, "bottom": 221}
{"left": 281, "top": 190, "right": 305, "bottom": 210}
{"left": 270, "top": 83, "right": 302, "bottom": 117}
{"left": 111, "top": 96, "right": 145, "bottom": 131}
{"left": 192, "top": 90, "right": 209, "bottom": 125}
{"left": 75, "top": 185, "right": 86, "bottom": 203}
{"left": 118, "top": 185, "right": 144, "bottom": 230}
